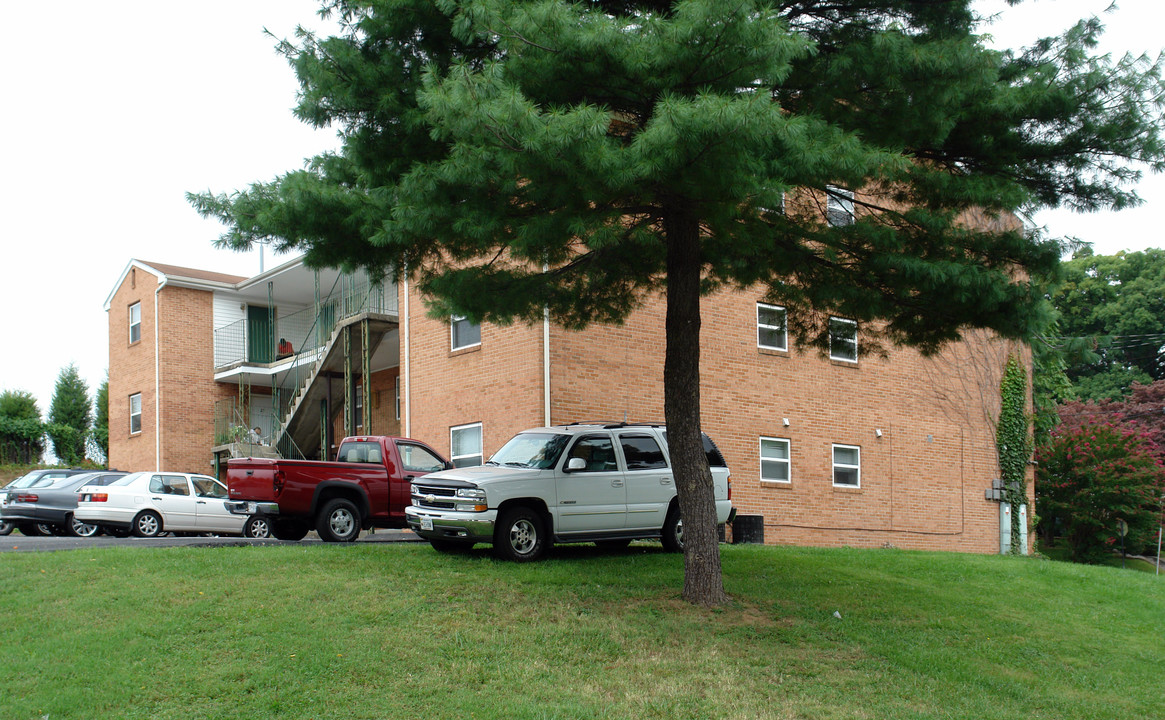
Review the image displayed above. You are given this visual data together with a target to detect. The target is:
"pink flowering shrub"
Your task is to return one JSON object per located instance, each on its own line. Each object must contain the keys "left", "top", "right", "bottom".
{"left": 1037, "top": 420, "right": 1164, "bottom": 563}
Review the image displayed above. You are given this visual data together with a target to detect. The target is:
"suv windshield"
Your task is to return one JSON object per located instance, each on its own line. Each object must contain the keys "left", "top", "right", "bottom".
{"left": 488, "top": 433, "right": 570, "bottom": 470}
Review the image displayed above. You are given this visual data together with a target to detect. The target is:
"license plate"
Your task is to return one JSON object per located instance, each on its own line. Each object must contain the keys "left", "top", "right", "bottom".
{"left": 420, "top": 516, "right": 433, "bottom": 531}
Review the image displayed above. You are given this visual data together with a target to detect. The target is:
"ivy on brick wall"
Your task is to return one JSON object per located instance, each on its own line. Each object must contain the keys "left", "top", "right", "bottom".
{"left": 997, "top": 354, "right": 1032, "bottom": 553}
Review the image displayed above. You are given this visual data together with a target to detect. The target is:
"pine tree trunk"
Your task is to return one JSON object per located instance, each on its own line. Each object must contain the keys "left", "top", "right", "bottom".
{"left": 664, "top": 210, "right": 728, "bottom": 607}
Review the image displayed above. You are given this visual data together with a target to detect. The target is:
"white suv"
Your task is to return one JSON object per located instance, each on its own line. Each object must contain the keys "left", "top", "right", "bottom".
{"left": 405, "top": 423, "right": 733, "bottom": 561}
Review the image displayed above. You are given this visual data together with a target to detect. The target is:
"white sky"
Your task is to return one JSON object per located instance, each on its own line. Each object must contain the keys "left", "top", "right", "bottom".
{"left": 1, "top": 0, "right": 1162, "bottom": 435}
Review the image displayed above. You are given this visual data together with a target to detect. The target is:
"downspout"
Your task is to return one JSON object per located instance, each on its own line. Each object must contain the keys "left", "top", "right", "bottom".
{"left": 402, "top": 274, "right": 411, "bottom": 437}
{"left": 543, "top": 305, "right": 551, "bottom": 426}
{"left": 542, "top": 263, "right": 551, "bottom": 426}
{"left": 154, "top": 277, "right": 168, "bottom": 471}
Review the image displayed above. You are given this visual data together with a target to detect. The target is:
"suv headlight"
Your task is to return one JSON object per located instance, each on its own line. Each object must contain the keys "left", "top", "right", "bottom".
{"left": 455, "top": 487, "right": 487, "bottom": 512}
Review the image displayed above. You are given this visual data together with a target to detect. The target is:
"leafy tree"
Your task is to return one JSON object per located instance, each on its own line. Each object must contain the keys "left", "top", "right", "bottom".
{"left": 1037, "top": 419, "right": 1164, "bottom": 563}
{"left": 47, "top": 364, "right": 91, "bottom": 466}
{"left": 191, "top": 1, "right": 1165, "bottom": 604}
{"left": 0, "top": 389, "right": 44, "bottom": 464}
{"left": 1057, "top": 379, "right": 1165, "bottom": 464}
{"left": 1050, "top": 248, "right": 1165, "bottom": 400}
{"left": 92, "top": 375, "right": 110, "bottom": 466}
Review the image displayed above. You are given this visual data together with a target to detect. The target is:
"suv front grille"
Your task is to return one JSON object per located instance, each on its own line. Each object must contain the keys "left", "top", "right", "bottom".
{"left": 411, "top": 483, "right": 457, "bottom": 510}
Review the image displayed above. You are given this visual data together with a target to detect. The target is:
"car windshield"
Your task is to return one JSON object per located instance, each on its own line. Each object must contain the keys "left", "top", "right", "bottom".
{"left": 487, "top": 433, "right": 570, "bottom": 470}
{"left": 9, "top": 472, "right": 59, "bottom": 489}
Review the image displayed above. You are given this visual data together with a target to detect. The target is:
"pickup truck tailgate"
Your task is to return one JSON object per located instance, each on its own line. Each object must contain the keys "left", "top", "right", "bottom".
{"left": 227, "top": 459, "right": 279, "bottom": 503}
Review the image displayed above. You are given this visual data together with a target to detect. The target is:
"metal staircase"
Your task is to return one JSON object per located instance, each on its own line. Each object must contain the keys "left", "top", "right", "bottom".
{"left": 272, "top": 310, "right": 398, "bottom": 461}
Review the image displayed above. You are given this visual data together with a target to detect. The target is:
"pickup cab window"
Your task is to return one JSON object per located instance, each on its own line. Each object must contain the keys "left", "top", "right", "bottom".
{"left": 619, "top": 434, "right": 668, "bottom": 470}
{"left": 337, "top": 440, "right": 383, "bottom": 464}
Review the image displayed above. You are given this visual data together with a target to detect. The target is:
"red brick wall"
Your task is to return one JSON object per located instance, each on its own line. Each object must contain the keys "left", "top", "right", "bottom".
{"left": 107, "top": 266, "right": 159, "bottom": 472}
{"left": 156, "top": 285, "right": 228, "bottom": 474}
{"left": 407, "top": 280, "right": 1029, "bottom": 554}
{"left": 403, "top": 282, "right": 546, "bottom": 459}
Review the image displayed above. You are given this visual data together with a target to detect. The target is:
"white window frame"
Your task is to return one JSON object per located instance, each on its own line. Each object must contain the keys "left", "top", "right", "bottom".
{"left": 826, "top": 186, "right": 855, "bottom": 227}
{"left": 451, "top": 315, "right": 481, "bottom": 351}
{"left": 756, "top": 302, "right": 788, "bottom": 351}
{"left": 128, "top": 302, "right": 141, "bottom": 344}
{"left": 450, "top": 422, "right": 483, "bottom": 468}
{"left": 129, "top": 393, "right": 142, "bottom": 435}
{"left": 759, "top": 436, "right": 791, "bottom": 484}
{"left": 832, "top": 444, "right": 861, "bottom": 488}
{"left": 829, "top": 316, "right": 858, "bottom": 363}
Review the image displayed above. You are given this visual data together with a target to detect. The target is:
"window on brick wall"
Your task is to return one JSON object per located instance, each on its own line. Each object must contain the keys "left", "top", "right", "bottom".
{"left": 129, "top": 302, "right": 141, "bottom": 344}
{"left": 757, "top": 302, "right": 788, "bottom": 351}
{"left": 826, "top": 186, "right": 854, "bottom": 226}
{"left": 450, "top": 422, "right": 483, "bottom": 468}
{"left": 829, "top": 317, "right": 858, "bottom": 363}
{"left": 759, "top": 437, "right": 791, "bottom": 483}
{"left": 129, "top": 393, "right": 142, "bottom": 435}
{"left": 451, "top": 315, "right": 481, "bottom": 351}
{"left": 355, "top": 383, "right": 363, "bottom": 429}
{"left": 394, "top": 376, "right": 401, "bottom": 421}
{"left": 832, "top": 444, "right": 860, "bottom": 487}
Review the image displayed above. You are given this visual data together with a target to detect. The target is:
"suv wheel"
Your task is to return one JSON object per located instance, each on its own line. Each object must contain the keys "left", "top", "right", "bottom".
{"left": 0, "top": 522, "right": 12, "bottom": 536}
{"left": 661, "top": 507, "right": 683, "bottom": 552}
{"left": 493, "top": 507, "right": 548, "bottom": 562}
{"left": 316, "top": 499, "right": 361, "bottom": 542}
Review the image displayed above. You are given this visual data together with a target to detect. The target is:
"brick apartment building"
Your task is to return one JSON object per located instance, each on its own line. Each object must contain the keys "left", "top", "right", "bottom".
{"left": 106, "top": 254, "right": 1032, "bottom": 554}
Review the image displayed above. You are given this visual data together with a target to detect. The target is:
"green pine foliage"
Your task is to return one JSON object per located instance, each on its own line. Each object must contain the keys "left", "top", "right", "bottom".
{"left": 93, "top": 376, "right": 110, "bottom": 465}
{"left": 47, "top": 364, "right": 91, "bottom": 466}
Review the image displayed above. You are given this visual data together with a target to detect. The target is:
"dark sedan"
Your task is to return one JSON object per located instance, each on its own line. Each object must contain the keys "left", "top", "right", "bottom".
{"left": 0, "top": 471, "right": 128, "bottom": 537}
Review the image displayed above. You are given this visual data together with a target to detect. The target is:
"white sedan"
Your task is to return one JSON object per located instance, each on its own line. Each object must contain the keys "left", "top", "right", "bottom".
{"left": 77, "top": 472, "right": 250, "bottom": 537}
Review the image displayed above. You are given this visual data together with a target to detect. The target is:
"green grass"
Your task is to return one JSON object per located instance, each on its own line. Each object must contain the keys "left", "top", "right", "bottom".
{"left": 2, "top": 543, "right": 1161, "bottom": 720}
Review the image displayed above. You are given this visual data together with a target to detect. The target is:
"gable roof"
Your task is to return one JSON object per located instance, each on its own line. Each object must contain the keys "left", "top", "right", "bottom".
{"left": 103, "top": 259, "right": 250, "bottom": 311}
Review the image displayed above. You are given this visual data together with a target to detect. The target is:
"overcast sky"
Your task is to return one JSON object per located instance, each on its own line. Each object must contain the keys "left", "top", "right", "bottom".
{"left": 1, "top": 0, "right": 1162, "bottom": 442}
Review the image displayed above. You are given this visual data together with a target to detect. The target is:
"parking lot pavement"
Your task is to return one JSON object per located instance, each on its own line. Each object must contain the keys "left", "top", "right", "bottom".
{"left": 1, "top": 529, "right": 425, "bottom": 552}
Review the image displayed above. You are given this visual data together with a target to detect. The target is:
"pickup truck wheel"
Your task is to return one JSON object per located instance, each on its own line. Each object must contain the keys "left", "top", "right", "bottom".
{"left": 0, "top": 522, "right": 13, "bottom": 536}
{"left": 317, "top": 499, "right": 361, "bottom": 542}
{"left": 271, "top": 519, "right": 309, "bottom": 541}
{"left": 661, "top": 508, "right": 683, "bottom": 553}
{"left": 493, "top": 507, "right": 547, "bottom": 562}
{"left": 132, "top": 511, "right": 163, "bottom": 538}
{"left": 243, "top": 515, "right": 272, "bottom": 539}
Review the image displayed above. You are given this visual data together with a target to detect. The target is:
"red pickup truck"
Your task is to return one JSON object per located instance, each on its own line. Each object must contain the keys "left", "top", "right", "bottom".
{"left": 225, "top": 435, "right": 451, "bottom": 542}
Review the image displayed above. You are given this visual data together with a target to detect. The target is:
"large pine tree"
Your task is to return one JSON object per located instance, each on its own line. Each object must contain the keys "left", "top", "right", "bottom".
{"left": 192, "top": 1, "right": 1165, "bottom": 605}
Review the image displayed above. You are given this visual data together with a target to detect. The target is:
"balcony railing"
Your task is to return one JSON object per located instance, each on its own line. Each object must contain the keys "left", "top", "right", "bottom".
{"left": 213, "top": 276, "right": 396, "bottom": 370}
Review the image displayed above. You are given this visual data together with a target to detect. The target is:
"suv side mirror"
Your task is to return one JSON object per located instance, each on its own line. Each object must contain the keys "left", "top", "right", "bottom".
{"left": 565, "top": 457, "right": 586, "bottom": 472}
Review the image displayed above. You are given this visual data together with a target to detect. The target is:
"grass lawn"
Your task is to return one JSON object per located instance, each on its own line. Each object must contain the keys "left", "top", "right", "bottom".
{"left": 1, "top": 542, "right": 1161, "bottom": 720}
